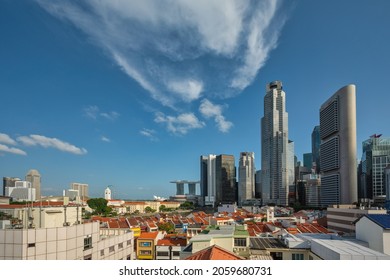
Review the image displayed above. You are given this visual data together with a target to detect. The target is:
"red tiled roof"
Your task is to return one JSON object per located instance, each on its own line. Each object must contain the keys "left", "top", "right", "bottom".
{"left": 186, "top": 245, "right": 244, "bottom": 260}
{"left": 139, "top": 232, "right": 159, "bottom": 239}
{"left": 157, "top": 238, "right": 187, "bottom": 247}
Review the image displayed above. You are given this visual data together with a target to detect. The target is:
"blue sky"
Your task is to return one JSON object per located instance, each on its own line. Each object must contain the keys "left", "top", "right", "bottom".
{"left": 1, "top": 0, "right": 390, "bottom": 199}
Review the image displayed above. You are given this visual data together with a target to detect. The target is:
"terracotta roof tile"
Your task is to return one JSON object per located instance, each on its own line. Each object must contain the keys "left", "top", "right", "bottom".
{"left": 186, "top": 245, "right": 244, "bottom": 260}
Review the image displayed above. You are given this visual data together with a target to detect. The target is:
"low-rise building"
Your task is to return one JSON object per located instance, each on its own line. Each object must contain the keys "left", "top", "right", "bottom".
{"left": 155, "top": 235, "right": 187, "bottom": 260}
{"left": 355, "top": 214, "right": 390, "bottom": 255}
{"left": 136, "top": 231, "right": 164, "bottom": 260}
{"left": 0, "top": 221, "right": 135, "bottom": 260}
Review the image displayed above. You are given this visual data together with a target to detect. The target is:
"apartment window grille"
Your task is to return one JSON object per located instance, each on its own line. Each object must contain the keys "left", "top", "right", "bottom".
{"left": 292, "top": 253, "right": 304, "bottom": 260}
{"left": 100, "top": 249, "right": 104, "bottom": 256}
{"left": 118, "top": 243, "right": 124, "bottom": 249}
{"left": 84, "top": 235, "right": 92, "bottom": 250}
{"left": 140, "top": 250, "right": 152, "bottom": 255}
{"left": 234, "top": 238, "right": 247, "bottom": 247}
{"left": 127, "top": 239, "right": 132, "bottom": 246}
{"left": 109, "top": 246, "right": 115, "bottom": 253}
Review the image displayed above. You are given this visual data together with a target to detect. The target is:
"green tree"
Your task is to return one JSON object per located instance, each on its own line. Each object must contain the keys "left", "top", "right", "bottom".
{"left": 179, "top": 201, "right": 194, "bottom": 210}
{"left": 159, "top": 205, "right": 167, "bottom": 212}
{"left": 87, "top": 198, "right": 112, "bottom": 216}
{"left": 158, "top": 222, "right": 175, "bottom": 233}
{"left": 144, "top": 206, "right": 156, "bottom": 213}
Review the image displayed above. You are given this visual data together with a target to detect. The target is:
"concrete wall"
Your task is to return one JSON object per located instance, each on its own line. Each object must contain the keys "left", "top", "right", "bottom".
{"left": 0, "top": 222, "right": 134, "bottom": 260}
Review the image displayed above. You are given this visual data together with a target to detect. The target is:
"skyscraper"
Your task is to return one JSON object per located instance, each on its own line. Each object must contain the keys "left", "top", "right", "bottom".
{"left": 216, "top": 154, "right": 237, "bottom": 204}
{"left": 3, "top": 177, "right": 20, "bottom": 196}
{"left": 25, "top": 169, "right": 41, "bottom": 201}
{"left": 261, "top": 80, "right": 294, "bottom": 206}
{"left": 319, "top": 84, "right": 357, "bottom": 206}
{"left": 360, "top": 134, "right": 390, "bottom": 200}
{"left": 238, "top": 152, "right": 255, "bottom": 205}
{"left": 200, "top": 154, "right": 217, "bottom": 206}
{"left": 71, "top": 182, "right": 89, "bottom": 200}
{"left": 312, "top": 125, "right": 321, "bottom": 173}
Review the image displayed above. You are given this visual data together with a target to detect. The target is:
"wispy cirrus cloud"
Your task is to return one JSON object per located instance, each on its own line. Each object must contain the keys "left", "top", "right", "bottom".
{"left": 17, "top": 135, "right": 87, "bottom": 155}
{"left": 140, "top": 128, "right": 158, "bottom": 141}
{"left": 154, "top": 112, "right": 205, "bottom": 135}
{"left": 0, "top": 144, "right": 27, "bottom": 156}
{"left": 0, "top": 133, "right": 18, "bottom": 146}
{"left": 36, "top": 0, "right": 287, "bottom": 107}
{"left": 83, "top": 105, "right": 120, "bottom": 121}
{"left": 101, "top": 136, "right": 111, "bottom": 143}
{"left": 0, "top": 133, "right": 27, "bottom": 156}
{"left": 199, "top": 99, "right": 233, "bottom": 133}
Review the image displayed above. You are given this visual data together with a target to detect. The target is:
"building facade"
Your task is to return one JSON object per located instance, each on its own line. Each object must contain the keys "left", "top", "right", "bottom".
{"left": 360, "top": 135, "right": 390, "bottom": 200}
{"left": 311, "top": 125, "right": 321, "bottom": 173}
{"left": 71, "top": 183, "right": 89, "bottom": 200}
{"left": 0, "top": 222, "right": 134, "bottom": 260}
{"left": 3, "top": 177, "right": 21, "bottom": 196}
{"left": 319, "top": 84, "right": 357, "bottom": 206}
{"left": 200, "top": 155, "right": 217, "bottom": 207}
{"left": 216, "top": 155, "right": 237, "bottom": 205}
{"left": 261, "top": 81, "right": 294, "bottom": 206}
{"left": 238, "top": 152, "right": 255, "bottom": 205}
{"left": 25, "top": 169, "right": 41, "bottom": 201}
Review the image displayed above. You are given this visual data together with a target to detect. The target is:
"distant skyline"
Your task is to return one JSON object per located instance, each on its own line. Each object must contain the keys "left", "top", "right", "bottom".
{"left": 1, "top": 1, "right": 390, "bottom": 199}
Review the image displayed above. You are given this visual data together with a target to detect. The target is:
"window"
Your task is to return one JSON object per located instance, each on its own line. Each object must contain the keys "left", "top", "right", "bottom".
{"left": 84, "top": 236, "right": 92, "bottom": 250}
{"left": 109, "top": 246, "right": 115, "bottom": 253}
{"left": 140, "top": 241, "right": 151, "bottom": 247}
{"left": 172, "top": 251, "right": 180, "bottom": 256}
{"left": 234, "top": 238, "right": 247, "bottom": 247}
{"left": 28, "top": 243, "right": 35, "bottom": 248}
{"left": 270, "top": 252, "right": 283, "bottom": 260}
{"left": 157, "top": 251, "right": 169, "bottom": 256}
{"left": 140, "top": 250, "right": 152, "bottom": 255}
{"left": 127, "top": 239, "right": 132, "bottom": 246}
{"left": 100, "top": 249, "right": 105, "bottom": 256}
{"left": 127, "top": 255, "right": 131, "bottom": 260}
{"left": 292, "top": 253, "right": 304, "bottom": 260}
{"left": 118, "top": 242, "right": 124, "bottom": 249}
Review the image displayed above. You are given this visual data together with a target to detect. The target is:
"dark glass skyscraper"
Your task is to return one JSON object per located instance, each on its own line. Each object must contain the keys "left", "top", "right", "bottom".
{"left": 216, "top": 154, "right": 237, "bottom": 204}
{"left": 360, "top": 134, "right": 390, "bottom": 200}
{"left": 311, "top": 125, "right": 321, "bottom": 173}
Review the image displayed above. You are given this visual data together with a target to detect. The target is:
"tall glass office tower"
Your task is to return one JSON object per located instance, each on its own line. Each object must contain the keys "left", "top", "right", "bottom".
{"left": 361, "top": 135, "right": 390, "bottom": 199}
{"left": 261, "top": 81, "right": 294, "bottom": 206}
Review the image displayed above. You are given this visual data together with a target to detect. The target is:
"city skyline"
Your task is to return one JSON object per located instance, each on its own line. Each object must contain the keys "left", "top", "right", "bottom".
{"left": 1, "top": 1, "right": 390, "bottom": 199}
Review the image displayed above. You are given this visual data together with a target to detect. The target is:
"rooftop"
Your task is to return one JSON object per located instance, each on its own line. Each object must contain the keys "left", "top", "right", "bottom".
{"left": 185, "top": 245, "right": 244, "bottom": 260}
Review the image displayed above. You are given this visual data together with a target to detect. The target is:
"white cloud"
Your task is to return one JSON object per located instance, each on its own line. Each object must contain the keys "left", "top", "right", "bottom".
{"left": 83, "top": 105, "right": 99, "bottom": 119}
{"left": 37, "top": 0, "right": 287, "bottom": 105}
{"left": 199, "top": 99, "right": 233, "bottom": 133}
{"left": 167, "top": 79, "right": 203, "bottom": 103}
{"left": 154, "top": 112, "right": 205, "bottom": 135}
{"left": 100, "top": 111, "right": 120, "bottom": 121}
{"left": 0, "top": 133, "right": 17, "bottom": 146}
{"left": 0, "top": 144, "right": 27, "bottom": 156}
{"left": 83, "top": 105, "right": 120, "bottom": 121}
{"left": 140, "top": 128, "right": 158, "bottom": 141}
{"left": 17, "top": 135, "right": 87, "bottom": 155}
{"left": 101, "top": 136, "right": 111, "bottom": 142}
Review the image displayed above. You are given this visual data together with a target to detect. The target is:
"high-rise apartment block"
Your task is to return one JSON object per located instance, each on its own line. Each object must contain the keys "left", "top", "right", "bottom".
{"left": 238, "top": 152, "right": 255, "bottom": 205}
{"left": 319, "top": 84, "right": 357, "bottom": 206}
{"left": 71, "top": 183, "right": 89, "bottom": 200}
{"left": 360, "top": 134, "right": 390, "bottom": 200}
{"left": 25, "top": 169, "right": 41, "bottom": 201}
{"left": 261, "top": 81, "right": 294, "bottom": 206}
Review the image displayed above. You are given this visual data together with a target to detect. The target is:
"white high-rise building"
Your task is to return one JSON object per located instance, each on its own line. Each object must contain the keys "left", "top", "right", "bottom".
{"left": 5, "top": 180, "right": 36, "bottom": 202}
{"left": 319, "top": 84, "right": 357, "bottom": 206}
{"left": 25, "top": 169, "right": 40, "bottom": 201}
{"left": 261, "top": 81, "right": 294, "bottom": 206}
{"left": 71, "top": 183, "right": 89, "bottom": 200}
{"left": 200, "top": 155, "right": 216, "bottom": 207}
{"left": 238, "top": 152, "right": 255, "bottom": 205}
